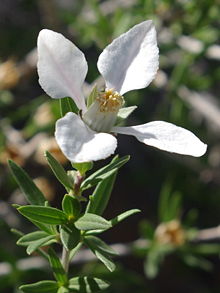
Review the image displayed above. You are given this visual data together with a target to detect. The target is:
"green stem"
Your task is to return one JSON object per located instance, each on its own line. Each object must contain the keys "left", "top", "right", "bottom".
{"left": 61, "top": 247, "right": 70, "bottom": 273}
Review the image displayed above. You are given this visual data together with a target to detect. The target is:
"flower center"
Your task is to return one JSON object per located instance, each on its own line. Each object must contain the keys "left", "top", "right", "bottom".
{"left": 97, "top": 89, "right": 124, "bottom": 113}
{"left": 83, "top": 88, "right": 124, "bottom": 133}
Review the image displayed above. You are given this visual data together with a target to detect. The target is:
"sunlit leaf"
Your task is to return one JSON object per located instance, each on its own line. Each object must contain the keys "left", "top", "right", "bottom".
{"left": 68, "top": 276, "right": 109, "bottom": 292}
{"left": 45, "top": 151, "right": 72, "bottom": 191}
{"left": 18, "top": 206, "right": 67, "bottom": 225}
{"left": 86, "top": 171, "right": 117, "bottom": 215}
{"left": 75, "top": 213, "right": 111, "bottom": 231}
{"left": 19, "top": 280, "right": 58, "bottom": 293}
{"left": 85, "top": 235, "right": 117, "bottom": 272}
{"left": 60, "top": 224, "right": 81, "bottom": 250}
{"left": 81, "top": 155, "right": 129, "bottom": 190}
{"left": 62, "top": 194, "right": 81, "bottom": 219}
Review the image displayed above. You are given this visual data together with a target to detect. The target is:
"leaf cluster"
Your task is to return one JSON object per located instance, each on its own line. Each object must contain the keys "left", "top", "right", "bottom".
{"left": 9, "top": 153, "right": 140, "bottom": 292}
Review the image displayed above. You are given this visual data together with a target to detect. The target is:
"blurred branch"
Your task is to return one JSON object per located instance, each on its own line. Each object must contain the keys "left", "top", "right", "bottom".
{"left": 0, "top": 242, "right": 131, "bottom": 276}
{"left": 1, "top": 226, "right": 220, "bottom": 276}
{"left": 178, "top": 86, "right": 220, "bottom": 133}
{"left": 193, "top": 226, "right": 220, "bottom": 242}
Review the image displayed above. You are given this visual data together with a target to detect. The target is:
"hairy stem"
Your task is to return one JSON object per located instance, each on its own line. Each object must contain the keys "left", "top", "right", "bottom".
{"left": 74, "top": 171, "right": 84, "bottom": 196}
{"left": 61, "top": 247, "right": 70, "bottom": 273}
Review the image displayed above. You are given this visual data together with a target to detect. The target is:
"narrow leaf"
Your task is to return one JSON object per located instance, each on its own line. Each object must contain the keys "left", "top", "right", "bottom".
{"left": 75, "top": 213, "right": 111, "bottom": 231}
{"left": 69, "top": 242, "right": 83, "bottom": 261}
{"left": 17, "top": 231, "right": 51, "bottom": 246}
{"left": 59, "top": 97, "right": 78, "bottom": 116}
{"left": 85, "top": 236, "right": 117, "bottom": 256}
{"left": 85, "top": 236, "right": 116, "bottom": 272}
{"left": 94, "top": 250, "right": 116, "bottom": 272}
{"left": 183, "top": 254, "right": 213, "bottom": 271}
{"left": 60, "top": 224, "right": 81, "bottom": 250}
{"left": 87, "top": 209, "right": 141, "bottom": 235}
{"left": 45, "top": 151, "right": 72, "bottom": 191}
{"left": 11, "top": 228, "right": 24, "bottom": 237}
{"left": 48, "top": 248, "right": 68, "bottom": 285}
{"left": 62, "top": 195, "right": 81, "bottom": 219}
{"left": 30, "top": 220, "right": 57, "bottom": 235}
{"left": 18, "top": 206, "right": 67, "bottom": 225}
{"left": 86, "top": 171, "right": 117, "bottom": 215}
{"left": 111, "top": 209, "right": 141, "bottom": 226}
{"left": 8, "top": 160, "right": 46, "bottom": 205}
{"left": 81, "top": 155, "right": 129, "bottom": 190}
{"left": 26, "top": 235, "right": 56, "bottom": 255}
{"left": 19, "top": 280, "right": 58, "bottom": 293}
{"left": 68, "top": 276, "right": 109, "bottom": 293}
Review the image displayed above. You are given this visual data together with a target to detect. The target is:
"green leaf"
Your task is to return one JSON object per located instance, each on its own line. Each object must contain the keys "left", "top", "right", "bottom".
{"left": 72, "top": 161, "right": 94, "bottom": 175}
{"left": 189, "top": 244, "right": 220, "bottom": 255}
{"left": 62, "top": 195, "right": 81, "bottom": 220}
{"left": 87, "top": 84, "right": 98, "bottom": 108}
{"left": 75, "top": 213, "right": 111, "bottom": 231}
{"left": 19, "top": 280, "right": 58, "bottom": 293}
{"left": 44, "top": 151, "right": 72, "bottom": 191}
{"left": 18, "top": 206, "right": 68, "bottom": 225}
{"left": 85, "top": 236, "right": 117, "bottom": 255}
{"left": 30, "top": 220, "right": 57, "bottom": 235}
{"left": 60, "top": 224, "right": 81, "bottom": 250}
{"left": 27, "top": 235, "right": 56, "bottom": 255}
{"left": 144, "top": 244, "right": 173, "bottom": 279}
{"left": 58, "top": 286, "right": 69, "bottom": 293}
{"left": 86, "top": 171, "right": 117, "bottom": 215}
{"left": 48, "top": 248, "right": 68, "bottom": 285}
{"left": 111, "top": 209, "right": 141, "bottom": 226}
{"left": 8, "top": 160, "right": 46, "bottom": 206}
{"left": 81, "top": 155, "right": 129, "bottom": 190}
{"left": 66, "top": 170, "right": 76, "bottom": 186}
{"left": 59, "top": 97, "right": 78, "bottom": 116}
{"left": 17, "top": 231, "right": 52, "bottom": 246}
{"left": 116, "top": 106, "right": 137, "bottom": 125}
{"left": 11, "top": 228, "right": 24, "bottom": 237}
{"left": 85, "top": 235, "right": 117, "bottom": 272}
{"left": 183, "top": 254, "right": 213, "bottom": 271}
{"left": 87, "top": 209, "right": 141, "bottom": 235}
{"left": 68, "top": 276, "right": 109, "bottom": 293}
{"left": 144, "top": 253, "right": 159, "bottom": 279}
{"left": 69, "top": 242, "right": 83, "bottom": 261}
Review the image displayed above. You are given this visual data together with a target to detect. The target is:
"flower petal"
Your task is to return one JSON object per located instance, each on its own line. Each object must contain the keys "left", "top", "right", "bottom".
{"left": 97, "top": 20, "right": 159, "bottom": 95}
{"left": 37, "top": 29, "right": 87, "bottom": 111}
{"left": 55, "top": 112, "right": 117, "bottom": 162}
{"left": 113, "top": 121, "right": 207, "bottom": 157}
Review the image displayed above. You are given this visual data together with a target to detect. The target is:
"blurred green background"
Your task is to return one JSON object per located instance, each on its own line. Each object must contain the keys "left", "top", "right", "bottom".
{"left": 0, "top": 0, "right": 220, "bottom": 292}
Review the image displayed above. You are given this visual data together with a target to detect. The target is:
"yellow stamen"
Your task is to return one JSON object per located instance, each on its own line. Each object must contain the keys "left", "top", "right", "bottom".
{"left": 97, "top": 89, "right": 124, "bottom": 112}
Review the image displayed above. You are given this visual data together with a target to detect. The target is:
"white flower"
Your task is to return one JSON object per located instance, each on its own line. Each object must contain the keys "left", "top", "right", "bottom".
{"left": 37, "top": 21, "right": 207, "bottom": 163}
